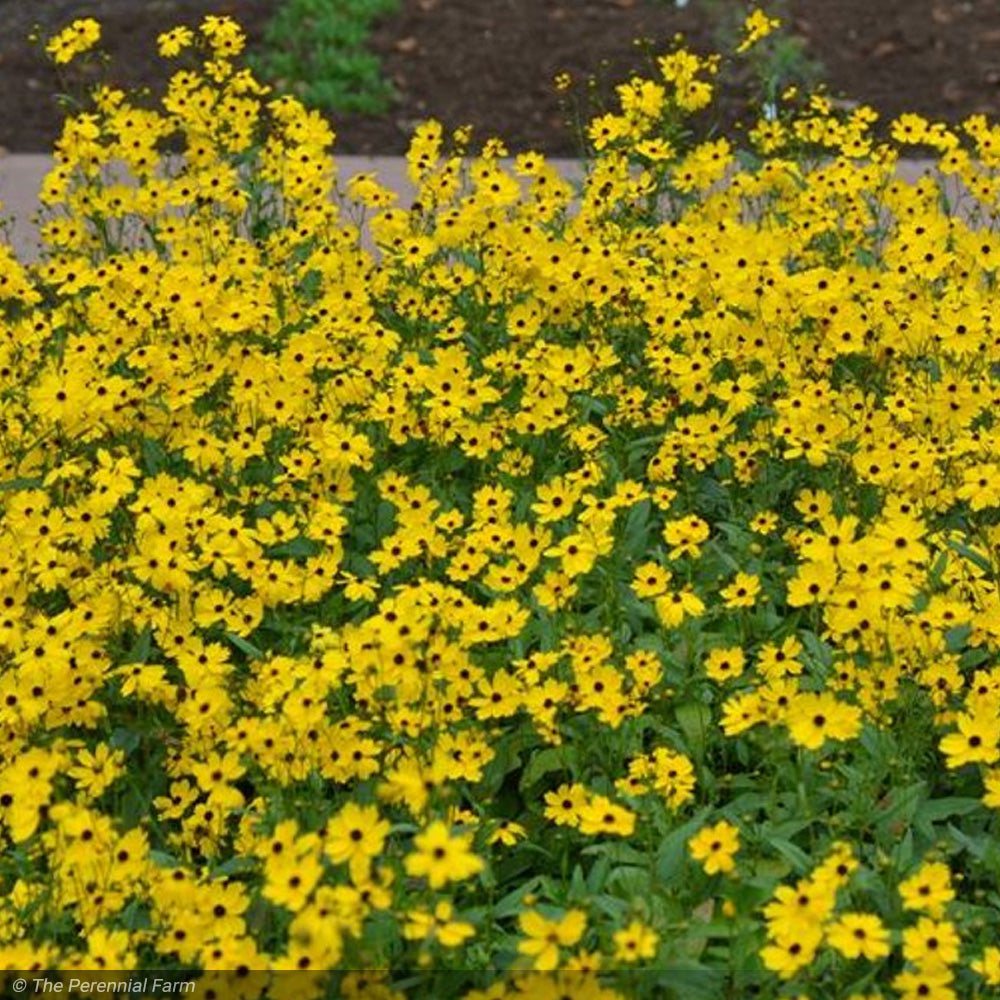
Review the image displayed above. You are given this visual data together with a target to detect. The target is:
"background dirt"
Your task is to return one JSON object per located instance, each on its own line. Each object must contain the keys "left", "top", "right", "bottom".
{"left": 3, "top": 0, "right": 1000, "bottom": 156}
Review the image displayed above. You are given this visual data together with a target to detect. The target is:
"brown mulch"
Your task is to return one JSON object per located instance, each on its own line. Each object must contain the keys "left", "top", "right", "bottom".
{"left": 2, "top": 0, "right": 1000, "bottom": 157}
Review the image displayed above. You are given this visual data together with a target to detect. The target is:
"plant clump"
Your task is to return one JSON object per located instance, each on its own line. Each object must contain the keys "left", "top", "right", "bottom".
{"left": 1, "top": 10, "right": 1000, "bottom": 1000}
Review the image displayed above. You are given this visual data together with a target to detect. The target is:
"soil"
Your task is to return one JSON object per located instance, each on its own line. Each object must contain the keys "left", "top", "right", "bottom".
{"left": 3, "top": 0, "right": 1000, "bottom": 157}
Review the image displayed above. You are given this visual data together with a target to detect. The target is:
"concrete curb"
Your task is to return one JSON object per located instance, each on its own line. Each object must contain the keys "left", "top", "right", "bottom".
{"left": 0, "top": 153, "right": 943, "bottom": 263}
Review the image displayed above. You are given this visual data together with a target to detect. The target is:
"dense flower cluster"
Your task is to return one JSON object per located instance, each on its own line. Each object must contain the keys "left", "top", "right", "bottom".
{"left": 0, "top": 9, "right": 999, "bottom": 999}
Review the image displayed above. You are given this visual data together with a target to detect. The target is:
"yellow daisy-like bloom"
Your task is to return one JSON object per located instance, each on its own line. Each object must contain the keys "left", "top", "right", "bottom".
{"left": 403, "top": 822, "right": 484, "bottom": 890}
{"left": 720, "top": 571, "right": 761, "bottom": 608}
{"left": 45, "top": 18, "right": 101, "bottom": 65}
{"left": 898, "top": 861, "right": 956, "bottom": 918}
{"left": 156, "top": 26, "right": 194, "bottom": 58}
{"left": 736, "top": 9, "right": 782, "bottom": 54}
{"left": 688, "top": 820, "right": 740, "bottom": 875}
{"left": 704, "top": 645, "right": 747, "bottom": 683}
{"left": 517, "top": 908, "right": 587, "bottom": 971}
{"left": 825, "top": 911, "right": 891, "bottom": 961}
{"left": 901, "top": 916, "right": 960, "bottom": 970}
{"left": 403, "top": 901, "right": 476, "bottom": 948}
{"left": 785, "top": 691, "right": 862, "bottom": 751}
{"left": 613, "top": 920, "right": 659, "bottom": 963}
{"left": 972, "top": 946, "right": 1000, "bottom": 987}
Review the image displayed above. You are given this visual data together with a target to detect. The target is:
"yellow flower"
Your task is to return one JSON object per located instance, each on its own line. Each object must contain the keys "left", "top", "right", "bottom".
{"left": 632, "top": 561, "right": 671, "bottom": 598}
{"left": 156, "top": 26, "right": 194, "bottom": 58}
{"left": 403, "top": 901, "right": 476, "bottom": 948}
{"left": 901, "top": 917, "right": 960, "bottom": 970}
{"left": 786, "top": 692, "right": 862, "bottom": 750}
{"left": 720, "top": 572, "right": 761, "bottom": 608}
{"left": 939, "top": 710, "right": 1000, "bottom": 768}
{"left": 704, "top": 645, "right": 746, "bottom": 683}
{"left": 826, "top": 912, "right": 891, "bottom": 961}
{"left": 898, "top": 861, "right": 955, "bottom": 918}
{"left": 737, "top": 9, "right": 782, "bottom": 54}
{"left": 688, "top": 820, "right": 740, "bottom": 875}
{"left": 972, "top": 946, "right": 1000, "bottom": 987}
{"left": 613, "top": 920, "right": 659, "bottom": 962}
{"left": 760, "top": 922, "right": 823, "bottom": 979}
{"left": 517, "top": 909, "right": 587, "bottom": 970}
{"left": 324, "top": 803, "right": 391, "bottom": 884}
{"left": 487, "top": 820, "right": 527, "bottom": 846}
{"left": 45, "top": 18, "right": 101, "bottom": 64}
{"left": 576, "top": 795, "right": 636, "bottom": 837}
{"left": 403, "top": 822, "right": 484, "bottom": 890}
{"left": 543, "top": 783, "right": 588, "bottom": 828}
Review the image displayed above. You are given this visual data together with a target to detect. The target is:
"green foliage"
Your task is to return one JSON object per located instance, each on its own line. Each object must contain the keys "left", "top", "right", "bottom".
{"left": 251, "top": 0, "right": 401, "bottom": 115}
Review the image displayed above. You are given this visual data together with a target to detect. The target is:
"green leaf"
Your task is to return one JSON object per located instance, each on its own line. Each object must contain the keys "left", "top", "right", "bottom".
{"left": 945, "top": 539, "right": 993, "bottom": 575}
{"left": 769, "top": 837, "right": 812, "bottom": 874}
{"left": 149, "top": 850, "right": 179, "bottom": 868}
{"left": 142, "top": 437, "right": 168, "bottom": 475}
{"left": 0, "top": 477, "right": 43, "bottom": 492}
{"left": 581, "top": 842, "right": 649, "bottom": 866}
{"left": 587, "top": 852, "right": 612, "bottom": 893}
{"left": 944, "top": 624, "right": 972, "bottom": 652}
{"left": 519, "top": 746, "right": 575, "bottom": 794}
{"left": 266, "top": 537, "right": 322, "bottom": 559}
{"left": 124, "top": 624, "right": 152, "bottom": 664}
{"left": 109, "top": 728, "right": 141, "bottom": 755}
{"left": 620, "top": 498, "right": 651, "bottom": 557}
{"left": 914, "top": 797, "right": 983, "bottom": 839}
{"left": 656, "top": 807, "right": 713, "bottom": 881}
{"left": 212, "top": 856, "right": 256, "bottom": 877}
{"left": 876, "top": 781, "right": 926, "bottom": 839}
{"left": 491, "top": 877, "right": 542, "bottom": 920}
{"left": 798, "top": 629, "right": 832, "bottom": 668}
{"left": 675, "top": 701, "right": 712, "bottom": 758}
{"left": 224, "top": 631, "right": 264, "bottom": 661}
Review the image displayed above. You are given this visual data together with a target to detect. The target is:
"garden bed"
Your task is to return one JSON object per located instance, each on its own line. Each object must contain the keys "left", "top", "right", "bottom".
{"left": 3, "top": 0, "right": 1000, "bottom": 155}
{"left": 0, "top": 8, "right": 999, "bottom": 1000}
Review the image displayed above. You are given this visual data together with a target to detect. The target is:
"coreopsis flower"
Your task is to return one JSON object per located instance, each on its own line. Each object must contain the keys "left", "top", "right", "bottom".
{"left": 613, "top": 921, "right": 659, "bottom": 963}
{"left": 764, "top": 878, "right": 838, "bottom": 930}
{"left": 631, "top": 561, "right": 672, "bottom": 598}
{"left": 785, "top": 691, "right": 862, "bottom": 750}
{"left": 983, "top": 769, "right": 1000, "bottom": 809}
{"left": 517, "top": 909, "right": 587, "bottom": 970}
{"left": 46, "top": 18, "right": 101, "bottom": 64}
{"left": 825, "top": 912, "right": 891, "bottom": 961}
{"left": 750, "top": 510, "right": 780, "bottom": 535}
{"left": 576, "top": 795, "right": 636, "bottom": 837}
{"left": 898, "top": 861, "right": 956, "bottom": 917}
{"left": 688, "top": 820, "right": 740, "bottom": 875}
{"left": 785, "top": 560, "right": 838, "bottom": 606}
{"left": 662, "top": 514, "right": 711, "bottom": 559}
{"left": 403, "top": 901, "right": 476, "bottom": 948}
{"left": 891, "top": 966, "right": 957, "bottom": 1000}
{"left": 404, "top": 822, "right": 484, "bottom": 890}
{"left": 487, "top": 820, "right": 527, "bottom": 846}
{"left": 720, "top": 572, "right": 761, "bottom": 608}
{"left": 67, "top": 744, "right": 125, "bottom": 799}
{"left": 324, "top": 803, "right": 390, "bottom": 884}
{"left": 737, "top": 9, "right": 782, "bottom": 54}
{"left": 704, "top": 646, "right": 746, "bottom": 683}
{"left": 939, "top": 710, "right": 1000, "bottom": 768}
{"left": 543, "top": 783, "right": 588, "bottom": 828}
{"left": 902, "top": 917, "right": 960, "bottom": 970}
{"left": 654, "top": 587, "right": 706, "bottom": 627}
{"left": 972, "top": 946, "right": 1000, "bottom": 987}
{"left": 157, "top": 26, "right": 194, "bottom": 57}
{"left": 760, "top": 922, "right": 824, "bottom": 979}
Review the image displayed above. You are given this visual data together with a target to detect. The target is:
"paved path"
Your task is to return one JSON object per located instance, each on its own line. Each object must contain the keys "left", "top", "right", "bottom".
{"left": 0, "top": 153, "right": 942, "bottom": 263}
